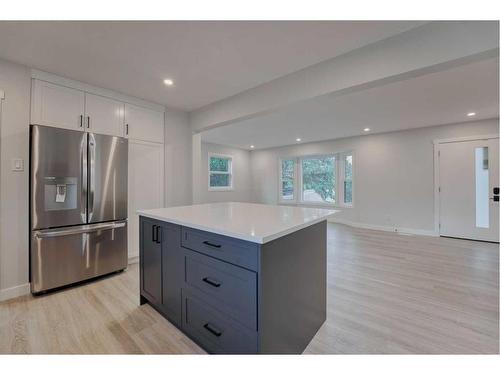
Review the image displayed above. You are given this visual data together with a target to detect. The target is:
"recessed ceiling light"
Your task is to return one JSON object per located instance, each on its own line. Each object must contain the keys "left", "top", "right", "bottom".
{"left": 363, "top": 128, "right": 371, "bottom": 132}
{"left": 467, "top": 112, "right": 476, "bottom": 117}
{"left": 163, "top": 79, "right": 174, "bottom": 86}
{"left": 296, "top": 138, "right": 302, "bottom": 142}
{"left": 250, "top": 145, "right": 255, "bottom": 149}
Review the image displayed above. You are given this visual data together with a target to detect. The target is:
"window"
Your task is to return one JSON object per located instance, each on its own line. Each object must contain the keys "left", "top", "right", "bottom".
{"left": 278, "top": 152, "right": 353, "bottom": 207}
{"left": 343, "top": 153, "right": 353, "bottom": 205}
{"left": 208, "top": 154, "right": 232, "bottom": 190}
{"left": 279, "top": 159, "right": 296, "bottom": 201}
{"left": 475, "top": 147, "right": 489, "bottom": 228}
{"left": 301, "top": 156, "right": 336, "bottom": 204}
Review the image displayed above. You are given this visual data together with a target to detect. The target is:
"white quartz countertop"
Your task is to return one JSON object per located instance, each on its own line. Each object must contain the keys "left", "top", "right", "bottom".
{"left": 137, "top": 202, "right": 338, "bottom": 244}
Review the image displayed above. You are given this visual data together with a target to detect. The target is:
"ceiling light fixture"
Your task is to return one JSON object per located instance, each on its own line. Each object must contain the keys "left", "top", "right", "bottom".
{"left": 296, "top": 138, "right": 302, "bottom": 142}
{"left": 163, "top": 79, "right": 174, "bottom": 86}
{"left": 250, "top": 145, "right": 255, "bottom": 149}
{"left": 363, "top": 128, "right": 371, "bottom": 132}
{"left": 467, "top": 112, "right": 476, "bottom": 117}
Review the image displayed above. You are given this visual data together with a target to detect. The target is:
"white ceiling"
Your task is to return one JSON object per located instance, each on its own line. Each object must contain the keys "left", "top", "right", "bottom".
{"left": 0, "top": 21, "right": 425, "bottom": 110}
{"left": 201, "top": 57, "right": 499, "bottom": 149}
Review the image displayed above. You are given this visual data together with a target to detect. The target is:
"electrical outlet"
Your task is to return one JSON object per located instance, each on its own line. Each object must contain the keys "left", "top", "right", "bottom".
{"left": 11, "top": 158, "right": 24, "bottom": 172}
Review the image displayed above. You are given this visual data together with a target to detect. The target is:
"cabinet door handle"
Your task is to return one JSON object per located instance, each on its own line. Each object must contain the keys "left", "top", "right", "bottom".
{"left": 156, "top": 226, "right": 162, "bottom": 244}
{"left": 202, "top": 277, "right": 221, "bottom": 288}
{"left": 125, "top": 123, "right": 129, "bottom": 135}
{"left": 203, "top": 323, "right": 222, "bottom": 337}
{"left": 79, "top": 114, "right": 83, "bottom": 127}
{"left": 203, "top": 241, "right": 221, "bottom": 249}
{"left": 152, "top": 225, "right": 157, "bottom": 243}
{"left": 86, "top": 116, "right": 90, "bottom": 128}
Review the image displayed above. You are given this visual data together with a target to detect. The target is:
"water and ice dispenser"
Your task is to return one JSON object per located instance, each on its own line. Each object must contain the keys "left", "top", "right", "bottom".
{"left": 43, "top": 176, "right": 77, "bottom": 211}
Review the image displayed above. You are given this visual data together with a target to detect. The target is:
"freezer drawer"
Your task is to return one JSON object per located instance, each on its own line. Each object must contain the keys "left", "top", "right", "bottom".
{"left": 31, "top": 221, "right": 128, "bottom": 293}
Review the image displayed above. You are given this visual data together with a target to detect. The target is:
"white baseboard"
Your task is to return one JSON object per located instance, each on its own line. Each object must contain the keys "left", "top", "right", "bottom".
{"left": 0, "top": 283, "right": 30, "bottom": 302}
{"left": 128, "top": 255, "right": 139, "bottom": 265}
{"left": 328, "top": 217, "right": 438, "bottom": 237}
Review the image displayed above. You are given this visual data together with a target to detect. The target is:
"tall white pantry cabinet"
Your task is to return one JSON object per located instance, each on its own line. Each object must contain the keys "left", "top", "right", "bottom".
{"left": 30, "top": 77, "right": 165, "bottom": 260}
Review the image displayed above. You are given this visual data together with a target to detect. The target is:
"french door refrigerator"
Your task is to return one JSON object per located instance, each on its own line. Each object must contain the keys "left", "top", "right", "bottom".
{"left": 30, "top": 125, "right": 128, "bottom": 293}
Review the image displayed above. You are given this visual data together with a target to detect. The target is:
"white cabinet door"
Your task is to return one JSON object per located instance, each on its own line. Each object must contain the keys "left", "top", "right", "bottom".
{"left": 128, "top": 140, "right": 165, "bottom": 259}
{"left": 85, "top": 93, "right": 124, "bottom": 137}
{"left": 31, "top": 79, "right": 85, "bottom": 130}
{"left": 124, "top": 103, "right": 164, "bottom": 144}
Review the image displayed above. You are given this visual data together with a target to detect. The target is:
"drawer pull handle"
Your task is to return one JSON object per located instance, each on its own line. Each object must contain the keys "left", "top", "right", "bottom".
{"left": 203, "top": 323, "right": 222, "bottom": 337}
{"left": 202, "top": 277, "right": 221, "bottom": 288}
{"left": 202, "top": 241, "right": 221, "bottom": 249}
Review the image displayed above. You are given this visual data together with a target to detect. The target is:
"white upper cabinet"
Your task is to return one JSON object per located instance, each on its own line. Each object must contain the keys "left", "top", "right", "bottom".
{"left": 124, "top": 103, "right": 164, "bottom": 144}
{"left": 84, "top": 93, "right": 124, "bottom": 137}
{"left": 31, "top": 79, "right": 85, "bottom": 131}
{"left": 31, "top": 79, "right": 164, "bottom": 142}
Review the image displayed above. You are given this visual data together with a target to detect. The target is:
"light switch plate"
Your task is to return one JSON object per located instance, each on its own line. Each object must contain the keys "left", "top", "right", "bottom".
{"left": 11, "top": 158, "right": 24, "bottom": 172}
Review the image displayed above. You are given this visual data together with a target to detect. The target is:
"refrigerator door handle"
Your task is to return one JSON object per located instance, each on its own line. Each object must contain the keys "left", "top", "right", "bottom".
{"left": 81, "top": 133, "right": 88, "bottom": 222}
{"left": 88, "top": 133, "right": 96, "bottom": 222}
{"left": 34, "top": 221, "right": 127, "bottom": 238}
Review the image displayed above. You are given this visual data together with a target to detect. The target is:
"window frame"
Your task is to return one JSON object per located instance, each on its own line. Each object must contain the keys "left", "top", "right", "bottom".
{"left": 208, "top": 152, "right": 233, "bottom": 191}
{"left": 339, "top": 152, "right": 354, "bottom": 207}
{"left": 299, "top": 154, "right": 337, "bottom": 206}
{"left": 277, "top": 151, "right": 354, "bottom": 208}
{"left": 278, "top": 157, "right": 298, "bottom": 203}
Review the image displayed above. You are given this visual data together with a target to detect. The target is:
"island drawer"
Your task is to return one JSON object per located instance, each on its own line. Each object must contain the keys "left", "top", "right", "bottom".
{"left": 181, "top": 289, "right": 258, "bottom": 354}
{"left": 181, "top": 227, "right": 259, "bottom": 271}
{"left": 184, "top": 248, "right": 257, "bottom": 330}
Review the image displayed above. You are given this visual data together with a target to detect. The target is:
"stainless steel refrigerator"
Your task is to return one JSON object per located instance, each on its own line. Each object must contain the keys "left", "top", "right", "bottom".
{"left": 30, "top": 125, "right": 128, "bottom": 293}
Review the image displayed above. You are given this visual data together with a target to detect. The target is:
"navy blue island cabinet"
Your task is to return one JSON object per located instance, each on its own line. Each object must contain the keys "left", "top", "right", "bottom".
{"left": 139, "top": 215, "right": 327, "bottom": 354}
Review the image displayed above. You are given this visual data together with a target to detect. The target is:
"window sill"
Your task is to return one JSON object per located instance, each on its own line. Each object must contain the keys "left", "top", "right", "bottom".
{"left": 278, "top": 201, "right": 353, "bottom": 209}
{"left": 208, "top": 187, "right": 234, "bottom": 192}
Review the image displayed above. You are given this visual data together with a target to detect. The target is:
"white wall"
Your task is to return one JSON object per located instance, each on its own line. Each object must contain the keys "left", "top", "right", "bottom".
{"left": 165, "top": 109, "right": 192, "bottom": 207}
{"left": 250, "top": 119, "right": 499, "bottom": 235}
{"left": 193, "top": 142, "right": 252, "bottom": 204}
{"left": 0, "top": 58, "right": 32, "bottom": 300}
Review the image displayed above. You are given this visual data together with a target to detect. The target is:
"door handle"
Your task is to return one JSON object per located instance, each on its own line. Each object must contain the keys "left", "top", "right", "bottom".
{"left": 80, "top": 133, "right": 87, "bottom": 222}
{"left": 125, "top": 123, "right": 129, "bottom": 136}
{"left": 86, "top": 116, "right": 90, "bottom": 128}
{"left": 34, "top": 221, "right": 126, "bottom": 238}
{"left": 79, "top": 114, "right": 83, "bottom": 128}
{"left": 88, "top": 133, "right": 96, "bottom": 221}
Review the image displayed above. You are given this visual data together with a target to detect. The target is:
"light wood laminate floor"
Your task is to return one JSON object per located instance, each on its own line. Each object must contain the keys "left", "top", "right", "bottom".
{"left": 1, "top": 224, "right": 498, "bottom": 354}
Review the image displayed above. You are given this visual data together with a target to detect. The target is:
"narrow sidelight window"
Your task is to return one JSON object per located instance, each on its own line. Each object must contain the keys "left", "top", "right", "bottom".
{"left": 475, "top": 147, "right": 489, "bottom": 228}
{"left": 280, "top": 159, "right": 296, "bottom": 201}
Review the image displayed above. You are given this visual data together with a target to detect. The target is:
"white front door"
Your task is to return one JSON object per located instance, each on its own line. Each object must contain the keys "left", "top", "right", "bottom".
{"left": 439, "top": 138, "right": 499, "bottom": 242}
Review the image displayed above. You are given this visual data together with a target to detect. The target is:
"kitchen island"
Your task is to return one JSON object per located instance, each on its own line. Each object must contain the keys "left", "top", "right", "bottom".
{"left": 138, "top": 202, "right": 337, "bottom": 354}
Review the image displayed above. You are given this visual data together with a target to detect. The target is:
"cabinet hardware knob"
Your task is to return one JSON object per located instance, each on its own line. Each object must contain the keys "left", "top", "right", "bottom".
{"left": 152, "top": 225, "right": 157, "bottom": 243}
{"left": 203, "top": 241, "right": 221, "bottom": 248}
{"left": 202, "top": 277, "right": 221, "bottom": 287}
{"left": 156, "top": 226, "right": 162, "bottom": 243}
{"left": 203, "top": 323, "right": 222, "bottom": 337}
